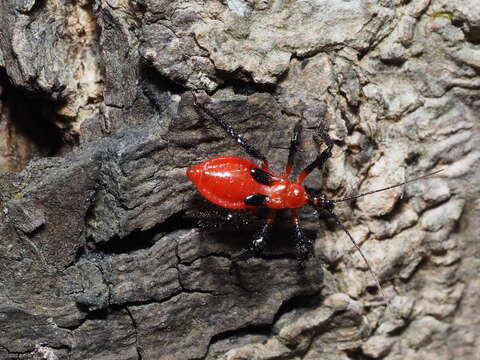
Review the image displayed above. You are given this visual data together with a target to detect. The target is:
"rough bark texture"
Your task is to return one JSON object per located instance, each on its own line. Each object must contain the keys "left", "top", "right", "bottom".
{"left": 0, "top": 0, "right": 479, "bottom": 359}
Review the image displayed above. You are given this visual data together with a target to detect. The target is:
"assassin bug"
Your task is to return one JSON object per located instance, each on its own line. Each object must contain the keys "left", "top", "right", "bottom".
{"left": 187, "top": 93, "right": 442, "bottom": 299}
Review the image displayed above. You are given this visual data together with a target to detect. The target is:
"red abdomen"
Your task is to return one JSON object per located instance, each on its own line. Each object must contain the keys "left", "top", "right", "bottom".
{"left": 187, "top": 156, "right": 266, "bottom": 209}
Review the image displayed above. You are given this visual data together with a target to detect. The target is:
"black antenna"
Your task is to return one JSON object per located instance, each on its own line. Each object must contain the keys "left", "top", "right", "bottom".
{"left": 326, "top": 210, "right": 388, "bottom": 305}
{"left": 331, "top": 169, "right": 443, "bottom": 204}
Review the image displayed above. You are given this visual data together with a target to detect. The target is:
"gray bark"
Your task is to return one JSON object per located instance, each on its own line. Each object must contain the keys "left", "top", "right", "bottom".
{"left": 0, "top": 0, "right": 478, "bottom": 359}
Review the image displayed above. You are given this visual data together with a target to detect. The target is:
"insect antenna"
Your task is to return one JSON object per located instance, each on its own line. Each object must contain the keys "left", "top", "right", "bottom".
{"left": 325, "top": 209, "right": 388, "bottom": 306}
{"left": 331, "top": 169, "right": 443, "bottom": 204}
{"left": 315, "top": 169, "right": 443, "bottom": 311}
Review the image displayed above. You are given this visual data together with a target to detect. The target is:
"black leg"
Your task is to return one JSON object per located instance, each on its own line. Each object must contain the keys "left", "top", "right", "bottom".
{"left": 291, "top": 209, "right": 313, "bottom": 260}
{"left": 235, "top": 209, "right": 276, "bottom": 260}
{"left": 193, "top": 208, "right": 250, "bottom": 231}
{"left": 297, "top": 127, "right": 333, "bottom": 183}
{"left": 192, "top": 92, "right": 269, "bottom": 169}
{"left": 284, "top": 120, "right": 302, "bottom": 177}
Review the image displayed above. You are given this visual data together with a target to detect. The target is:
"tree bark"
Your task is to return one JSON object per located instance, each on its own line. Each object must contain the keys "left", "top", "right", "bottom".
{"left": 0, "top": 0, "right": 478, "bottom": 359}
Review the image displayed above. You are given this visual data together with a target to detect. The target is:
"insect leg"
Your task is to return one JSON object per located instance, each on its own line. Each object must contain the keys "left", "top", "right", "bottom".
{"left": 297, "top": 127, "right": 333, "bottom": 183}
{"left": 284, "top": 120, "right": 302, "bottom": 177}
{"left": 236, "top": 209, "right": 276, "bottom": 260}
{"left": 192, "top": 92, "right": 269, "bottom": 169}
{"left": 291, "top": 208, "right": 313, "bottom": 260}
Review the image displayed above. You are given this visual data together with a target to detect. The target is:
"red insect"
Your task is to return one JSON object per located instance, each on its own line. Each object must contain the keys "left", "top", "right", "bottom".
{"left": 187, "top": 156, "right": 309, "bottom": 210}
{"left": 187, "top": 93, "right": 441, "bottom": 299}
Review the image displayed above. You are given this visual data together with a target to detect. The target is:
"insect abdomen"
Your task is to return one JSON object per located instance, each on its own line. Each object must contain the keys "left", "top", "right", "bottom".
{"left": 187, "top": 156, "right": 265, "bottom": 209}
